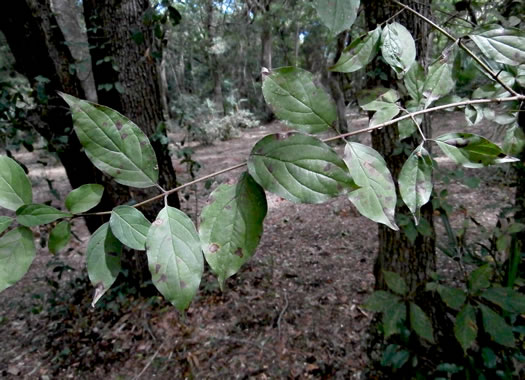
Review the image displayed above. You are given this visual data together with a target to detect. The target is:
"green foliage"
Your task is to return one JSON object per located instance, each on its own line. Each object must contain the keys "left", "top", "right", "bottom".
{"left": 469, "top": 25, "right": 525, "bottom": 65}
{"left": 380, "top": 22, "right": 416, "bottom": 77}
{"left": 314, "top": 0, "right": 360, "bottom": 36}
{"left": 0, "top": 227, "right": 35, "bottom": 292}
{"left": 86, "top": 223, "right": 122, "bottom": 307}
{"left": 330, "top": 26, "right": 381, "bottom": 73}
{"left": 248, "top": 133, "right": 356, "bottom": 204}
{"left": 59, "top": 93, "right": 159, "bottom": 188}
{"left": 262, "top": 67, "right": 336, "bottom": 133}
{"left": 16, "top": 204, "right": 72, "bottom": 227}
{"left": 65, "top": 184, "right": 104, "bottom": 214}
{"left": 146, "top": 206, "right": 203, "bottom": 311}
{"left": 199, "top": 173, "right": 267, "bottom": 289}
{"left": 48, "top": 221, "right": 72, "bottom": 254}
{"left": 109, "top": 206, "right": 151, "bottom": 251}
{"left": 0, "top": 155, "right": 32, "bottom": 211}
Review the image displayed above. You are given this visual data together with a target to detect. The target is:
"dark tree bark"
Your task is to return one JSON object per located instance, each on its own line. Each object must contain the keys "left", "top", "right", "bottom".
{"left": 364, "top": 0, "right": 435, "bottom": 296}
{"left": 0, "top": 0, "right": 124, "bottom": 234}
{"left": 328, "top": 32, "right": 349, "bottom": 134}
{"left": 82, "top": 0, "right": 181, "bottom": 287}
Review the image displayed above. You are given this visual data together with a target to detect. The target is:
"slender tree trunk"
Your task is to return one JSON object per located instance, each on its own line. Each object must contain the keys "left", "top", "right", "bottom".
{"left": 0, "top": 0, "right": 122, "bottom": 234}
{"left": 328, "top": 32, "right": 349, "bottom": 134}
{"left": 83, "top": 0, "right": 181, "bottom": 288}
{"left": 260, "top": 10, "right": 273, "bottom": 120}
{"left": 204, "top": 0, "right": 225, "bottom": 115}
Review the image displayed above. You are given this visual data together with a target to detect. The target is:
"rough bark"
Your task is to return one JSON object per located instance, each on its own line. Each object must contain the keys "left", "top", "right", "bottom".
{"left": 364, "top": 0, "right": 435, "bottom": 294}
{"left": 328, "top": 32, "right": 349, "bottom": 134}
{"left": 0, "top": 0, "right": 120, "bottom": 233}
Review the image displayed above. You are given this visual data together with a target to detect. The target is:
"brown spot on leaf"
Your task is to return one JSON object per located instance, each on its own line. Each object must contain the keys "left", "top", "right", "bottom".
{"left": 323, "top": 163, "right": 332, "bottom": 172}
{"left": 234, "top": 247, "right": 244, "bottom": 258}
{"left": 267, "top": 164, "right": 274, "bottom": 173}
{"left": 153, "top": 218, "right": 164, "bottom": 226}
{"left": 225, "top": 204, "right": 232, "bottom": 210}
{"left": 180, "top": 281, "right": 187, "bottom": 289}
{"left": 155, "top": 264, "right": 161, "bottom": 274}
{"left": 159, "top": 274, "right": 167, "bottom": 283}
{"left": 121, "top": 133, "right": 128, "bottom": 140}
{"left": 209, "top": 243, "right": 220, "bottom": 253}
{"left": 116, "top": 120, "right": 123, "bottom": 130}
{"left": 140, "top": 140, "right": 147, "bottom": 146}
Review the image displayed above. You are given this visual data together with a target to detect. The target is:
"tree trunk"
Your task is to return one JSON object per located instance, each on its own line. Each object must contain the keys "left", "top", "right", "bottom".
{"left": 260, "top": 9, "right": 274, "bottom": 121}
{"left": 204, "top": 0, "right": 225, "bottom": 115}
{"left": 328, "top": 32, "right": 349, "bottom": 134}
{"left": 0, "top": 0, "right": 121, "bottom": 234}
{"left": 365, "top": 0, "right": 435, "bottom": 298}
{"left": 363, "top": 1, "right": 443, "bottom": 377}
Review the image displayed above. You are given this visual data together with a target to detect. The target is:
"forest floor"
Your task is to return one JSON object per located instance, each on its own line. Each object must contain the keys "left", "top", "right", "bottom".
{"left": 0, "top": 111, "right": 515, "bottom": 379}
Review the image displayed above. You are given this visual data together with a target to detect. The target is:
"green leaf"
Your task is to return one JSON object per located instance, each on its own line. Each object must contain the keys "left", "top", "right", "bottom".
{"left": 363, "top": 290, "right": 401, "bottom": 312}
{"left": 86, "top": 223, "right": 122, "bottom": 307}
{"left": 199, "top": 173, "right": 267, "bottom": 289}
{"left": 344, "top": 142, "right": 398, "bottom": 230}
{"left": 109, "top": 206, "right": 151, "bottom": 250}
{"left": 0, "top": 216, "right": 13, "bottom": 235}
{"left": 481, "top": 287, "right": 525, "bottom": 314}
{"left": 435, "top": 133, "right": 519, "bottom": 169}
{"left": 479, "top": 304, "right": 515, "bottom": 347}
{"left": 503, "top": 124, "right": 525, "bottom": 156}
{"left": 404, "top": 63, "right": 425, "bottom": 102}
{"left": 381, "top": 344, "right": 410, "bottom": 369}
{"left": 469, "top": 25, "right": 525, "bottom": 65}
{"left": 0, "top": 156, "right": 32, "bottom": 211}
{"left": 409, "top": 302, "right": 435, "bottom": 343}
{"left": 469, "top": 264, "right": 493, "bottom": 293}
{"left": 383, "top": 271, "right": 408, "bottom": 296}
{"left": 146, "top": 207, "right": 203, "bottom": 311}
{"left": 381, "top": 22, "right": 416, "bottom": 77}
{"left": 262, "top": 67, "right": 336, "bottom": 133}
{"left": 0, "top": 227, "right": 35, "bottom": 292}
{"left": 16, "top": 204, "right": 72, "bottom": 227}
{"left": 314, "top": 0, "right": 360, "bottom": 36}
{"left": 437, "top": 285, "right": 466, "bottom": 311}
{"left": 454, "top": 304, "right": 478, "bottom": 352}
{"left": 48, "top": 221, "right": 71, "bottom": 254}
{"left": 248, "top": 133, "right": 356, "bottom": 204}
{"left": 369, "top": 103, "right": 400, "bottom": 128}
{"left": 59, "top": 93, "right": 159, "bottom": 188}
{"left": 465, "top": 105, "right": 483, "bottom": 126}
{"left": 65, "top": 184, "right": 104, "bottom": 214}
{"left": 383, "top": 301, "right": 406, "bottom": 338}
{"left": 422, "top": 61, "right": 455, "bottom": 108}
{"left": 399, "top": 144, "right": 433, "bottom": 224}
{"left": 330, "top": 26, "right": 381, "bottom": 73}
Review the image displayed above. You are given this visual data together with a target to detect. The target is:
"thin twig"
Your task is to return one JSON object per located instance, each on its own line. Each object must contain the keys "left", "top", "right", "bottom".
{"left": 390, "top": 0, "right": 519, "bottom": 97}
{"left": 400, "top": 105, "right": 426, "bottom": 141}
{"left": 277, "top": 291, "right": 289, "bottom": 339}
{"left": 76, "top": 95, "right": 524, "bottom": 217}
{"left": 133, "top": 341, "right": 165, "bottom": 380}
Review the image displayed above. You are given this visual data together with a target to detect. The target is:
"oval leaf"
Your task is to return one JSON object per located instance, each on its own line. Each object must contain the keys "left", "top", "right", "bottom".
{"left": 383, "top": 301, "right": 406, "bottom": 338}
{"left": 437, "top": 285, "right": 466, "bottom": 311}
{"left": 0, "top": 227, "right": 35, "bottom": 292}
{"left": 344, "top": 142, "right": 398, "bottom": 230}
{"left": 0, "top": 156, "right": 32, "bottom": 211}
{"left": 248, "top": 133, "right": 356, "bottom": 204}
{"left": 469, "top": 25, "right": 525, "bottom": 65}
{"left": 314, "top": 0, "right": 360, "bottom": 36}
{"left": 364, "top": 290, "right": 401, "bottom": 312}
{"left": 480, "top": 304, "right": 515, "bottom": 347}
{"left": 49, "top": 221, "right": 71, "bottom": 254}
{"left": 481, "top": 287, "right": 525, "bottom": 314}
{"left": 381, "top": 22, "right": 416, "bottom": 77}
{"left": 435, "top": 132, "right": 519, "bottom": 168}
{"left": 455, "top": 303, "right": 478, "bottom": 353}
{"left": 16, "top": 204, "right": 72, "bottom": 227}
{"left": 86, "top": 222, "right": 122, "bottom": 307}
{"left": 399, "top": 144, "right": 433, "bottom": 224}
{"left": 404, "top": 63, "right": 425, "bottom": 102}
{"left": 146, "top": 207, "right": 203, "bottom": 311}
{"left": 110, "top": 206, "right": 151, "bottom": 250}
{"left": 330, "top": 26, "right": 381, "bottom": 73}
{"left": 422, "top": 61, "right": 455, "bottom": 108}
{"left": 503, "top": 124, "right": 525, "bottom": 157}
{"left": 262, "top": 67, "right": 336, "bottom": 133}
{"left": 59, "top": 93, "right": 159, "bottom": 188}
{"left": 200, "top": 173, "right": 267, "bottom": 289}
{"left": 409, "top": 302, "right": 435, "bottom": 343}
{"left": 383, "top": 271, "right": 408, "bottom": 296}
{"left": 65, "top": 184, "right": 104, "bottom": 214}
{"left": 0, "top": 216, "right": 13, "bottom": 235}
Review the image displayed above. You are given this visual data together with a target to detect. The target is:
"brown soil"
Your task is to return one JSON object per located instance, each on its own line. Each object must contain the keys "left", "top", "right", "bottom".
{"left": 0, "top": 111, "right": 515, "bottom": 379}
